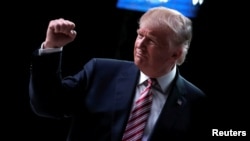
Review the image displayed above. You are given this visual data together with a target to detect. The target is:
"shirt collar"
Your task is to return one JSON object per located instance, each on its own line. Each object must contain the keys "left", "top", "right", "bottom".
{"left": 138, "top": 65, "right": 176, "bottom": 93}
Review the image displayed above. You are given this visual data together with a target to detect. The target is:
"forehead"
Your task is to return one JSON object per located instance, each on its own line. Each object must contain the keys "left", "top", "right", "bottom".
{"left": 139, "top": 21, "right": 169, "bottom": 35}
{"left": 138, "top": 25, "right": 169, "bottom": 42}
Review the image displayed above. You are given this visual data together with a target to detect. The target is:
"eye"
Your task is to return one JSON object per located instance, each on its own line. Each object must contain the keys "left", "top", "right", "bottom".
{"left": 148, "top": 40, "right": 157, "bottom": 46}
{"left": 136, "top": 29, "right": 144, "bottom": 39}
{"left": 137, "top": 34, "right": 143, "bottom": 39}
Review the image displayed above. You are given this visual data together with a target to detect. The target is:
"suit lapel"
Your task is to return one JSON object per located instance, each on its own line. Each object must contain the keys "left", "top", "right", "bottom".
{"left": 111, "top": 64, "right": 140, "bottom": 141}
{"left": 149, "top": 72, "right": 187, "bottom": 140}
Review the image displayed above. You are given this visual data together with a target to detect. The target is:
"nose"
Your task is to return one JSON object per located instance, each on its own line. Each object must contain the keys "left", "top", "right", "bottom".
{"left": 137, "top": 37, "right": 147, "bottom": 49}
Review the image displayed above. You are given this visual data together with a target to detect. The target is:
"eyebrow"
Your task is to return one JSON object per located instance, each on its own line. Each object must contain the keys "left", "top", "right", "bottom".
{"left": 137, "top": 29, "right": 154, "bottom": 38}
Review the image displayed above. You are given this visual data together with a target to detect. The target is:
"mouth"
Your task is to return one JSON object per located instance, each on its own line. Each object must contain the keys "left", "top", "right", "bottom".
{"left": 135, "top": 49, "right": 144, "bottom": 58}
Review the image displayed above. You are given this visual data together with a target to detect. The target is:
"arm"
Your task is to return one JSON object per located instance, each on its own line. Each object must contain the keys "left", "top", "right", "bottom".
{"left": 29, "top": 18, "right": 77, "bottom": 119}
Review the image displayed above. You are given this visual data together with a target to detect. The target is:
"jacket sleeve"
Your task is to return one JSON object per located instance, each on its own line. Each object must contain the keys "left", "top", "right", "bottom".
{"left": 29, "top": 49, "right": 93, "bottom": 119}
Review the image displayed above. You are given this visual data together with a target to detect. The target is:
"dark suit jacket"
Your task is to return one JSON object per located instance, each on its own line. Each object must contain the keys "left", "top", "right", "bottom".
{"left": 29, "top": 50, "right": 209, "bottom": 141}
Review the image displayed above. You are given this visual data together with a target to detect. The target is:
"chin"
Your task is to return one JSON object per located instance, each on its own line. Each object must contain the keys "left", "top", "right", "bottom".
{"left": 135, "top": 59, "right": 146, "bottom": 70}
{"left": 134, "top": 57, "right": 141, "bottom": 65}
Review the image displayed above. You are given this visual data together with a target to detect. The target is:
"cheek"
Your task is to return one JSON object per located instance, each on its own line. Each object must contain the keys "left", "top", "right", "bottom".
{"left": 153, "top": 50, "right": 169, "bottom": 61}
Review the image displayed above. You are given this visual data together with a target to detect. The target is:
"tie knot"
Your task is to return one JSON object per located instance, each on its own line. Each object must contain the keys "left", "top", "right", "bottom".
{"left": 146, "top": 78, "right": 163, "bottom": 93}
{"left": 145, "top": 78, "right": 156, "bottom": 87}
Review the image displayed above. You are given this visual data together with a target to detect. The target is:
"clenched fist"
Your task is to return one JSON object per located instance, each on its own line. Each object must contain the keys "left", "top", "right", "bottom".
{"left": 43, "top": 18, "right": 77, "bottom": 49}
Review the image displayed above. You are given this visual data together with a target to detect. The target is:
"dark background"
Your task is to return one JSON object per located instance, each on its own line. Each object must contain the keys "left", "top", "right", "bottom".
{"left": 3, "top": 0, "right": 249, "bottom": 140}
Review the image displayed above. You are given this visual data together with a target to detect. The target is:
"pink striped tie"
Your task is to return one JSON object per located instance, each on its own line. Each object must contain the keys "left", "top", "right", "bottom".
{"left": 122, "top": 78, "right": 155, "bottom": 141}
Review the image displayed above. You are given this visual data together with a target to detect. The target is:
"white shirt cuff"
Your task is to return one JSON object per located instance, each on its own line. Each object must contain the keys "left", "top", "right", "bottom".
{"left": 38, "top": 43, "right": 63, "bottom": 55}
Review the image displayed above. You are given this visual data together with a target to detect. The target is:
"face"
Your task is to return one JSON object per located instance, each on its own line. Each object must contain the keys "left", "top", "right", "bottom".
{"left": 134, "top": 25, "right": 178, "bottom": 77}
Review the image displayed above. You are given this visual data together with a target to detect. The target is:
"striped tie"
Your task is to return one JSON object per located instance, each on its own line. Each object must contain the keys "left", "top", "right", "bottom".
{"left": 122, "top": 78, "right": 155, "bottom": 141}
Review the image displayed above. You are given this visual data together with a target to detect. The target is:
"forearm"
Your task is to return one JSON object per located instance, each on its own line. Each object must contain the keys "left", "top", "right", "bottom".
{"left": 29, "top": 50, "right": 66, "bottom": 119}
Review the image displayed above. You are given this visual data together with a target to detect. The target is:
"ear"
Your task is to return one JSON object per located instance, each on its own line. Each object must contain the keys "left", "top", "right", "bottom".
{"left": 171, "top": 48, "right": 183, "bottom": 60}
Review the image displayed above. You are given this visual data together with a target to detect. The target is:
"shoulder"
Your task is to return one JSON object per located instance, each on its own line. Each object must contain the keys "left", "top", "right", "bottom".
{"left": 93, "top": 58, "right": 133, "bottom": 64}
{"left": 84, "top": 58, "right": 137, "bottom": 73}
{"left": 88, "top": 58, "right": 134, "bottom": 67}
{"left": 176, "top": 74, "right": 206, "bottom": 98}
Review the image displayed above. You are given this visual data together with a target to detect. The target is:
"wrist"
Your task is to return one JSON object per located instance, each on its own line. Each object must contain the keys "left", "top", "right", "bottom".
{"left": 43, "top": 41, "right": 57, "bottom": 49}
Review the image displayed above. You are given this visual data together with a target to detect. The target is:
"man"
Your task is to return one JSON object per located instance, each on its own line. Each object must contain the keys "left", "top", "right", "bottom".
{"left": 29, "top": 6, "right": 208, "bottom": 141}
